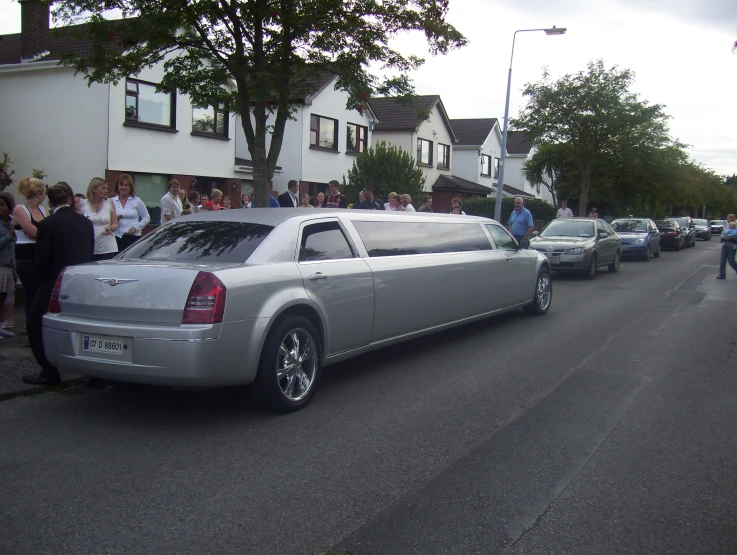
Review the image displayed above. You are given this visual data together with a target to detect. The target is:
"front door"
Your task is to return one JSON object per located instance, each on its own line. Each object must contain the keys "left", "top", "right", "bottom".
{"left": 486, "top": 224, "right": 535, "bottom": 305}
{"left": 297, "top": 220, "right": 374, "bottom": 355}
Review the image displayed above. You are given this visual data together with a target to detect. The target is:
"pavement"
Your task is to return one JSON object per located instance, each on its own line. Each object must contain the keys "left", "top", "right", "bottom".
{"left": 1, "top": 239, "right": 737, "bottom": 554}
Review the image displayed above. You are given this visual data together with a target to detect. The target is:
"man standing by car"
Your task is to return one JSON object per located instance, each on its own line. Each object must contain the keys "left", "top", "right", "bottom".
{"left": 507, "top": 197, "right": 534, "bottom": 241}
{"left": 160, "top": 179, "right": 183, "bottom": 222}
{"left": 325, "top": 180, "right": 348, "bottom": 208}
{"left": 278, "top": 180, "right": 300, "bottom": 207}
{"left": 356, "top": 186, "right": 384, "bottom": 210}
{"left": 556, "top": 200, "right": 574, "bottom": 218}
{"left": 23, "top": 182, "right": 95, "bottom": 385}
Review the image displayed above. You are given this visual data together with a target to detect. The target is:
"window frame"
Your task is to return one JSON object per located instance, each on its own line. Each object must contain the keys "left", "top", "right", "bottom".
{"left": 480, "top": 154, "right": 492, "bottom": 177}
{"left": 191, "top": 102, "right": 229, "bottom": 139}
{"left": 486, "top": 224, "right": 518, "bottom": 250}
{"left": 346, "top": 122, "right": 368, "bottom": 154}
{"left": 493, "top": 157, "right": 500, "bottom": 179}
{"left": 437, "top": 143, "right": 450, "bottom": 170}
{"left": 298, "top": 220, "right": 357, "bottom": 263}
{"left": 417, "top": 138, "right": 433, "bottom": 166}
{"left": 310, "top": 114, "right": 339, "bottom": 151}
{"left": 124, "top": 78, "right": 177, "bottom": 131}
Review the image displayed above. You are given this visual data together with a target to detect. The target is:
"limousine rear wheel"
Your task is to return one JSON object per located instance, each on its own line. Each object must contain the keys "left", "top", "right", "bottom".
{"left": 524, "top": 269, "right": 552, "bottom": 316}
{"left": 254, "top": 315, "right": 322, "bottom": 412}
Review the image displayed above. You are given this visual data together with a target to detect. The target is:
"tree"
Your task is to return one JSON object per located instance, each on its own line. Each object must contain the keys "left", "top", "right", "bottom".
{"left": 54, "top": 0, "right": 466, "bottom": 206}
{"left": 343, "top": 141, "right": 426, "bottom": 205}
{"left": 521, "top": 143, "right": 567, "bottom": 208}
{"left": 0, "top": 153, "right": 15, "bottom": 192}
{"left": 512, "top": 60, "right": 670, "bottom": 215}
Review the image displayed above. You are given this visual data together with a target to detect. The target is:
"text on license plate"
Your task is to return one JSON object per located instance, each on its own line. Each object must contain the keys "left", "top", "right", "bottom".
{"left": 550, "top": 256, "right": 560, "bottom": 264}
{"left": 83, "top": 335, "right": 125, "bottom": 355}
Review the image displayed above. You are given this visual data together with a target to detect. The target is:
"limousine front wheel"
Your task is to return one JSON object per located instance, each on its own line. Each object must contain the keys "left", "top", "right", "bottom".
{"left": 254, "top": 315, "right": 322, "bottom": 412}
{"left": 524, "top": 269, "right": 552, "bottom": 316}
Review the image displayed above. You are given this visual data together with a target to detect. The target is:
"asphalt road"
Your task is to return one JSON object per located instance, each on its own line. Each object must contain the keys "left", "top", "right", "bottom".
{"left": 2, "top": 238, "right": 736, "bottom": 554}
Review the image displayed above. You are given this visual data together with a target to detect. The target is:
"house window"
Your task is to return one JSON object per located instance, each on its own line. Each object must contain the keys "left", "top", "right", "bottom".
{"left": 481, "top": 154, "right": 492, "bottom": 177}
{"left": 494, "top": 157, "right": 500, "bottom": 179}
{"left": 346, "top": 123, "right": 368, "bottom": 154}
{"left": 192, "top": 103, "right": 228, "bottom": 136}
{"left": 125, "top": 79, "right": 175, "bottom": 129}
{"left": 310, "top": 114, "right": 338, "bottom": 150}
{"left": 437, "top": 143, "right": 450, "bottom": 170}
{"left": 131, "top": 173, "right": 170, "bottom": 225}
{"left": 417, "top": 138, "right": 433, "bottom": 166}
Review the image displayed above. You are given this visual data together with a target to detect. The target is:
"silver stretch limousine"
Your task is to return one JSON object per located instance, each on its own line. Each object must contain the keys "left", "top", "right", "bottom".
{"left": 43, "top": 209, "right": 552, "bottom": 411}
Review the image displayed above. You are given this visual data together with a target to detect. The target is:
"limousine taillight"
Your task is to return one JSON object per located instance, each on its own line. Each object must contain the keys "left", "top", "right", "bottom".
{"left": 48, "top": 268, "right": 66, "bottom": 314}
{"left": 182, "top": 272, "right": 227, "bottom": 325}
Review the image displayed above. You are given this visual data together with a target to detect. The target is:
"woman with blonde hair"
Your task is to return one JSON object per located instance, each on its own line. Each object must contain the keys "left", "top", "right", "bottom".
{"left": 82, "top": 177, "right": 118, "bottom": 260}
{"left": 202, "top": 188, "right": 226, "bottom": 211}
{"left": 401, "top": 194, "right": 416, "bottom": 212}
{"left": 12, "top": 176, "right": 48, "bottom": 319}
{"left": 384, "top": 192, "right": 405, "bottom": 211}
{"left": 111, "top": 174, "right": 150, "bottom": 251}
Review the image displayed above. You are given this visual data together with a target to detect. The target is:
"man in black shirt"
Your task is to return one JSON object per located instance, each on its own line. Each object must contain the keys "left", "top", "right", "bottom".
{"left": 356, "top": 186, "right": 384, "bottom": 210}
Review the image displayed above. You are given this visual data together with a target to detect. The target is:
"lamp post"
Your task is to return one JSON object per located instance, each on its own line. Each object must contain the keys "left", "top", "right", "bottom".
{"left": 494, "top": 26, "right": 567, "bottom": 223}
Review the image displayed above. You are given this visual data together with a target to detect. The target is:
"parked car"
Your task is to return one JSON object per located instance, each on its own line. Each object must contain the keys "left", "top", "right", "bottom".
{"left": 42, "top": 210, "right": 552, "bottom": 412}
{"left": 655, "top": 220, "right": 686, "bottom": 250}
{"left": 710, "top": 220, "right": 728, "bottom": 234}
{"left": 610, "top": 217, "right": 661, "bottom": 261}
{"left": 691, "top": 218, "right": 711, "bottom": 240}
{"left": 529, "top": 217, "right": 622, "bottom": 279}
{"left": 665, "top": 217, "right": 696, "bottom": 248}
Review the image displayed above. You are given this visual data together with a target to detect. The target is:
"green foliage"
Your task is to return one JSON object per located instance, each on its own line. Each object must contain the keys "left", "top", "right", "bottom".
{"left": 522, "top": 143, "right": 568, "bottom": 207}
{"left": 0, "top": 152, "right": 14, "bottom": 192}
{"left": 463, "top": 197, "right": 556, "bottom": 225}
{"left": 53, "top": 0, "right": 467, "bottom": 206}
{"left": 343, "top": 141, "right": 426, "bottom": 206}
{"left": 31, "top": 168, "right": 47, "bottom": 180}
{"left": 513, "top": 60, "right": 670, "bottom": 215}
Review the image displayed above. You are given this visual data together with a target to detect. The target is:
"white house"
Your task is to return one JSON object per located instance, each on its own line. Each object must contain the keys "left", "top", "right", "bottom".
{"left": 368, "top": 95, "right": 457, "bottom": 194}
{"left": 234, "top": 71, "right": 376, "bottom": 201}
{"left": 503, "top": 131, "right": 551, "bottom": 203}
{"left": 0, "top": 1, "right": 240, "bottom": 223}
{"left": 450, "top": 118, "right": 501, "bottom": 191}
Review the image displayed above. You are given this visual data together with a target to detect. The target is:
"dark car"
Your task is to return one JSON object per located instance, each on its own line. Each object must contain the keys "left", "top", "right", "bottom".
{"left": 655, "top": 220, "right": 686, "bottom": 251}
{"left": 691, "top": 218, "right": 711, "bottom": 240}
{"left": 665, "top": 217, "right": 696, "bottom": 248}
{"left": 610, "top": 217, "right": 661, "bottom": 261}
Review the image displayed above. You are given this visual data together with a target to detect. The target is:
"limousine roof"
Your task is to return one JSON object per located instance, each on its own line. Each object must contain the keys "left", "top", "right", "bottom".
{"left": 181, "top": 208, "right": 496, "bottom": 227}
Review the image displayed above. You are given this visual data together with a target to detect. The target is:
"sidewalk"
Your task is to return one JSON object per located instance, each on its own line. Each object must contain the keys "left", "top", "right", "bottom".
{"left": 0, "top": 299, "right": 82, "bottom": 401}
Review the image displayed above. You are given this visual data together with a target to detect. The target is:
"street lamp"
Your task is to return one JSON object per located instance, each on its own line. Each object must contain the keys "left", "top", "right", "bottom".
{"left": 494, "top": 26, "right": 567, "bottom": 223}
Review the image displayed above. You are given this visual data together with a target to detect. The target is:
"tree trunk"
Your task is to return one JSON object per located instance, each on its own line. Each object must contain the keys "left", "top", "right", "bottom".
{"left": 579, "top": 165, "right": 592, "bottom": 217}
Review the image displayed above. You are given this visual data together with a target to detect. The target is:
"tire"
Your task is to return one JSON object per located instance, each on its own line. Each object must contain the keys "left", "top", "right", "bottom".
{"left": 675, "top": 240, "right": 681, "bottom": 252}
{"left": 706, "top": 235, "right": 711, "bottom": 241}
{"left": 586, "top": 254, "right": 598, "bottom": 280}
{"left": 653, "top": 246, "right": 661, "bottom": 258}
{"left": 608, "top": 251, "right": 621, "bottom": 273}
{"left": 643, "top": 246, "right": 650, "bottom": 262}
{"left": 253, "top": 315, "right": 322, "bottom": 412}
{"left": 524, "top": 268, "right": 552, "bottom": 315}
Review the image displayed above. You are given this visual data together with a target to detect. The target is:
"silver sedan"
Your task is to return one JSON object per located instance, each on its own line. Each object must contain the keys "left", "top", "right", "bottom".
{"left": 43, "top": 209, "right": 552, "bottom": 411}
{"left": 529, "top": 218, "right": 622, "bottom": 279}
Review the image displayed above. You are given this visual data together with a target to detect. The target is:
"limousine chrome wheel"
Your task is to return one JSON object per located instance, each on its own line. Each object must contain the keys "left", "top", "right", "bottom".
{"left": 254, "top": 315, "right": 322, "bottom": 412}
{"left": 524, "top": 269, "right": 552, "bottom": 315}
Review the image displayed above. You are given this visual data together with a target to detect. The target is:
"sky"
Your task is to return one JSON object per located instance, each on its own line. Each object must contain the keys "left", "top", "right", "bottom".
{"left": 1, "top": 0, "right": 735, "bottom": 176}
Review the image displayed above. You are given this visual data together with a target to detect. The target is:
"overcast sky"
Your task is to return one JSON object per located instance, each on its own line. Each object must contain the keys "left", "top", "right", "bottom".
{"left": 1, "top": 0, "right": 735, "bottom": 175}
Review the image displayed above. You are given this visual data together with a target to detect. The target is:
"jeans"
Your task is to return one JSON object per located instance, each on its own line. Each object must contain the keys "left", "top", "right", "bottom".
{"left": 718, "top": 243, "right": 737, "bottom": 276}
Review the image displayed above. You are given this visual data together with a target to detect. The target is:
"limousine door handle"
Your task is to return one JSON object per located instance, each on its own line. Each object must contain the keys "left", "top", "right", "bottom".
{"left": 308, "top": 273, "right": 328, "bottom": 281}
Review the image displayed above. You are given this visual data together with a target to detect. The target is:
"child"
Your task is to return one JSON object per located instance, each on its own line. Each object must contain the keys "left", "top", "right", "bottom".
{"left": 723, "top": 221, "right": 737, "bottom": 249}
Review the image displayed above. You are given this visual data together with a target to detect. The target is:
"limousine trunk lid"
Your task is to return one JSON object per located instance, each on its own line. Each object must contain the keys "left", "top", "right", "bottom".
{"left": 56, "top": 260, "right": 211, "bottom": 324}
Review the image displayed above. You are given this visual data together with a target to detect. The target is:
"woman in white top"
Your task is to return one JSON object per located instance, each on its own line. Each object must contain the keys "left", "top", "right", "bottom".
{"left": 111, "top": 174, "right": 150, "bottom": 252}
{"left": 12, "top": 176, "right": 48, "bottom": 319}
{"left": 82, "top": 177, "right": 118, "bottom": 260}
{"left": 400, "top": 194, "right": 416, "bottom": 212}
{"left": 384, "top": 192, "right": 406, "bottom": 211}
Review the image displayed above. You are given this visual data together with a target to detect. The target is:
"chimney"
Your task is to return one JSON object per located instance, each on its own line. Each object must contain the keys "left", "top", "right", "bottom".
{"left": 20, "top": 0, "right": 50, "bottom": 62}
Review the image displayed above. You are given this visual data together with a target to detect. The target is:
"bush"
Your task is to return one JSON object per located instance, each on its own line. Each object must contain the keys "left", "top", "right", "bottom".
{"left": 463, "top": 197, "right": 556, "bottom": 225}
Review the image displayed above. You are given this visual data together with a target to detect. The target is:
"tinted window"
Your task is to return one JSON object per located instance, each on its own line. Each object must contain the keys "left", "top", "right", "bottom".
{"left": 353, "top": 221, "right": 491, "bottom": 257}
{"left": 612, "top": 219, "right": 647, "bottom": 233}
{"left": 655, "top": 221, "right": 678, "bottom": 230}
{"left": 540, "top": 220, "right": 595, "bottom": 238}
{"left": 486, "top": 224, "right": 517, "bottom": 250}
{"left": 692, "top": 219, "right": 707, "bottom": 226}
{"left": 121, "top": 221, "right": 272, "bottom": 263}
{"left": 300, "top": 222, "right": 354, "bottom": 261}
{"left": 667, "top": 217, "right": 690, "bottom": 229}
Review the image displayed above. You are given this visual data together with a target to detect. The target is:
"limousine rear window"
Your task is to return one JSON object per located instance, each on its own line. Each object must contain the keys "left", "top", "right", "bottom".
{"left": 352, "top": 221, "right": 492, "bottom": 257}
{"left": 120, "top": 221, "right": 274, "bottom": 263}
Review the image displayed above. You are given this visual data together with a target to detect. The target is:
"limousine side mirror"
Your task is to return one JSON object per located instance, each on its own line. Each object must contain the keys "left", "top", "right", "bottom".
{"left": 518, "top": 237, "right": 531, "bottom": 249}
{"left": 531, "top": 231, "right": 539, "bottom": 238}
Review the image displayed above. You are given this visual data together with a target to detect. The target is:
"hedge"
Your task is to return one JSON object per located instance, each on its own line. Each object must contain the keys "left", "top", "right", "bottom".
{"left": 463, "top": 197, "right": 556, "bottom": 225}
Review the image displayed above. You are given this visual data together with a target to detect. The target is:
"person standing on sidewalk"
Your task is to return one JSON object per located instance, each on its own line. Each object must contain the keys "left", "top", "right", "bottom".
{"left": 556, "top": 200, "right": 574, "bottom": 218}
{"left": 23, "top": 183, "right": 94, "bottom": 386}
{"left": 716, "top": 214, "right": 737, "bottom": 280}
{"left": 507, "top": 196, "right": 534, "bottom": 241}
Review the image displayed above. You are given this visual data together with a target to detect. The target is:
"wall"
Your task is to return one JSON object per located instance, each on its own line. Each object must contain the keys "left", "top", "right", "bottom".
{"left": 415, "top": 108, "right": 454, "bottom": 192}
{"left": 0, "top": 64, "right": 108, "bottom": 198}
{"left": 452, "top": 149, "right": 478, "bottom": 182}
{"left": 107, "top": 61, "right": 236, "bottom": 179}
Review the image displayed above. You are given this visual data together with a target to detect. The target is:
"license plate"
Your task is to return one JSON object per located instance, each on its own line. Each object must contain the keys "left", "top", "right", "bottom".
{"left": 83, "top": 335, "right": 125, "bottom": 355}
{"left": 550, "top": 257, "right": 560, "bottom": 264}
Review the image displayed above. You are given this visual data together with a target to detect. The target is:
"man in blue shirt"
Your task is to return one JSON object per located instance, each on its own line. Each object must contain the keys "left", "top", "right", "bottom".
{"left": 507, "top": 196, "right": 534, "bottom": 240}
